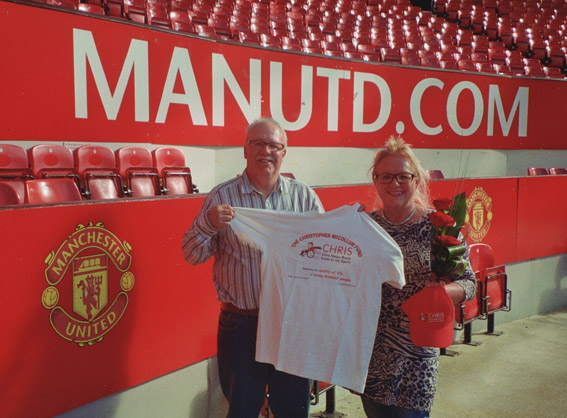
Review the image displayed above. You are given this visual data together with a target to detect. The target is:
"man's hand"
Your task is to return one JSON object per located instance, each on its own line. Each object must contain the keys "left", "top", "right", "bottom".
{"left": 208, "top": 205, "right": 235, "bottom": 229}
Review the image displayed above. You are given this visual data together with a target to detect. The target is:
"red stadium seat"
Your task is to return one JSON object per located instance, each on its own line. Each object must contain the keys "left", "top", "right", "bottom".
{"left": 381, "top": 48, "right": 401, "bottom": 63}
{"left": 425, "top": 169, "right": 445, "bottom": 180}
{"left": 170, "top": 0, "right": 191, "bottom": 11}
{"left": 28, "top": 144, "right": 80, "bottom": 188}
{"left": 0, "top": 144, "right": 33, "bottom": 204}
{"left": 476, "top": 62, "right": 496, "bottom": 73}
{"left": 339, "top": 42, "right": 356, "bottom": 53}
{"left": 469, "top": 243, "right": 512, "bottom": 335}
{"left": 195, "top": 25, "right": 222, "bottom": 40}
{"left": 455, "top": 277, "right": 483, "bottom": 344}
{"left": 208, "top": 16, "right": 232, "bottom": 37}
{"left": 549, "top": 168, "right": 567, "bottom": 175}
{"left": 46, "top": 0, "right": 78, "bottom": 9}
{"left": 78, "top": 3, "right": 104, "bottom": 14}
{"left": 513, "top": 32, "right": 530, "bottom": 54}
{"left": 421, "top": 56, "right": 441, "bottom": 68}
{"left": 0, "top": 182, "right": 20, "bottom": 206}
{"left": 148, "top": 6, "right": 171, "bottom": 28}
{"left": 152, "top": 147, "right": 197, "bottom": 195}
{"left": 343, "top": 51, "right": 363, "bottom": 60}
{"left": 480, "top": 265, "right": 510, "bottom": 314}
{"left": 454, "top": 242, "right": 490, "bottom": 344}
{"left": 24, "top": 178, "right": 83, "bottom": 204}
{"left": 542, "top": 67, "right": 563, "bottom": 79}
{"left": 493, "top": 64, "right": 513, "bottom": 75}
{"left": 188, "top": 10, "right": 208, "bottom": 25}
{"left": 401, "top": 55, "right": 421, "bottom": 66}
{"left": 74, "top": 145, "right": 124, "bottom": 200}
{"left": 282, "top": 44, "right": 302, "bottom": 51}
{"left": 304, "top": 47, "right": 325, "bottom": 55}
{"left": 321, "top": 40, "right": 340, "bottom": 51}
{"left": 260, "top": 33, "right": 281, "bottom": 48}
{"left": 115, "top": 147, "right": 161, "bottom": 197}
{"left": 440, "top": 60, "right": 458, "bottom": 69}
{"left": 469, "top": 243, "right": 494, "bottom": 272}
{"left": 324, "top": 50, "right": 344, "bottom": 57}
{"left": 105, "top": 0, "right": 123, "bottom": 17}
{"left": 123, "top": 0, "right": 146, "bottom": 23}
{"left": 524, "top": 65, "right": 545, "bottom": 78}
{"left": 505, "top": 57, "right": 525, "bottom": 73}
{"left": 488, "top": 48, "right": 506, "bottom": 65}
{"left": 527, "top": 167, "right": 549, "bottom": 176}
{"left": 239, "top": 32, "right": 261, "bottom": 44}
{"left": 530, "top": 38, "right": 547, "bottom": 61}
{"left": 171, "top": 11, "right": 195, "bottom": 33}
{"left": 546, "top": 46, "right": 565, "bottom": 68}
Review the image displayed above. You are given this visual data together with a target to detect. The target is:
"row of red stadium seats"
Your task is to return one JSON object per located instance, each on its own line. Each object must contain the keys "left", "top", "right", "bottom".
{"left": 527, "top": 166, "right": 567, "bottom": 175}
{"left": 0, "top": 144, "right": 198, "bottom": 205}
{"left": 34, "top": 0, "right": 567, "bottom": 79}
{"left": 453, "top": 242, "right": 511, "bottom": 347}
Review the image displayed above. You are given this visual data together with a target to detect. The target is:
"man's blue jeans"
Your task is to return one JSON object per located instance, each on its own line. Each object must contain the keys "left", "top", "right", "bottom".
{"left": 217, "top": 310, "right": 311, "bottom": 418}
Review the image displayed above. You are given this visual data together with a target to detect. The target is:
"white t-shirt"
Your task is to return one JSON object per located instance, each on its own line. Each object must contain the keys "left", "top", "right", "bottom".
{"left": 230, "top": 204, "right": 405, "bottom": 392}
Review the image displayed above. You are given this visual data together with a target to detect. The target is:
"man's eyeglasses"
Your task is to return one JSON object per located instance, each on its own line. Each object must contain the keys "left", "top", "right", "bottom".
{"left": 247, "top": 140, "right": 285, "bottom": 152}
{"left": 373, "top": 173, "right": 416, "bottom": 184}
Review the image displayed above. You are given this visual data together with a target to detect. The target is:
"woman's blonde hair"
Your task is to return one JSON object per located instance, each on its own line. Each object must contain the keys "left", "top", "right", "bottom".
{"left": 370, "top": 136, "right": 432, "bottom": 209}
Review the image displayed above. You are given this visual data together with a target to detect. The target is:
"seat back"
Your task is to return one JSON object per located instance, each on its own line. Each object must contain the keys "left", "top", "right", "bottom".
{"left": 152, "top": 147, "right": 186, "bottom": 176}
{"left": 0, "top": 144, "right": 28, "bottom": 170}
{"left": 527, "top": 167, "right": 549, "bottom": 176}
{"left": 549, "top": 168, "right": 567, "bottom": 175}
{"left": 25, "top": 178, "right": 83, "bottom": 204}
{"left": 152, "top": 147, "right": 195, "bottom": 195}
{"left": 479, "top": 265, "right": 508, "bottom": 312}
{"left": 0, "top": 181, "right": 20, "bottom": 205}
{"left": 74, "top": 145, "right": 123, "bottom": 199}
{"left": 425, "top": 169, "right": 445, "bottom": 180}
{"left": 116, "top": 147, "right": 160, "bottom": 197}
{"left": 468, "top": 243, "right": 495, "bottom": 273}
{"left": 28, "top": 145, "right": 79, "bottom": 184}
{"left": 456, "top": 243, "right": 494, "bottom": 326}
{"left": 74, "top": 145, "right": 117, "bottom": 176}
{"left": 0, "top": 144, "right": 33, "bottom": 203}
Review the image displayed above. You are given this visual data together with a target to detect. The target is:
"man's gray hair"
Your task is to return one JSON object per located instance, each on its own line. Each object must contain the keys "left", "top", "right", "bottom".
{"left": 245, "top": 117, "right": 288, "bottom": 147}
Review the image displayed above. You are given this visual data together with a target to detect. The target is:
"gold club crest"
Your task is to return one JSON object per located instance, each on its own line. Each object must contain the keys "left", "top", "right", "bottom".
{"left": 465, "top": 187, "right": 493, "bottom": 242}
{"left": 41, "top": 222, "right": 134, "bottom": 346}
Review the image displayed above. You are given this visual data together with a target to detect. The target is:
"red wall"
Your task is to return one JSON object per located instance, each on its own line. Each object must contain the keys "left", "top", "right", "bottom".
{"left": 2, "top": 1, "right": 567, "bottom": 149}
{"left": 1, "top": 177, "right": 566, "bottom": 418}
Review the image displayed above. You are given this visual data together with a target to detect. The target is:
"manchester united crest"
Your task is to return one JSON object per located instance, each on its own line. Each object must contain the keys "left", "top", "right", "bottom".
{"left": 465, "top": 187, "right": 493, "bottom": 242}
{"left": 41, "top": 222, "right": 134, "bottom": 346}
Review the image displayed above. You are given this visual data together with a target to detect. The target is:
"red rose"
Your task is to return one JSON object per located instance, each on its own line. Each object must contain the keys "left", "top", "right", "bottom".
{"left": 433, "top": 198, "right": 453, "bottom": 211}
{"left": 436, "top": 235, "right": 461, "bottom": 247}
{"left": 428, "top": 211, "right": 455, "bottom": 227}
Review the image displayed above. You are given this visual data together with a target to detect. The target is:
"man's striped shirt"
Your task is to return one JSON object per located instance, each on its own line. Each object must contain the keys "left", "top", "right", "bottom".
{"left": 182, "top": 171, "right": 324, "bottom": 309}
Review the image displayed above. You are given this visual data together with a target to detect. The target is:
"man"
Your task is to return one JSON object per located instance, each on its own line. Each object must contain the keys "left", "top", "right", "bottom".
{"left": 181, "top": 117, "right": 323, "bottom": 418}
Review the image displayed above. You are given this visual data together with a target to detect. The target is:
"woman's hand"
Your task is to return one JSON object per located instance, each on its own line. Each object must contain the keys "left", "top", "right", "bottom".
{"left": 427, "top": 279, "right": 466, "bottom": 305}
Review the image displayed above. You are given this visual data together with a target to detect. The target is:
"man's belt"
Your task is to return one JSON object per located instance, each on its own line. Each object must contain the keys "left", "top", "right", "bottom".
{"left": 220, "top": 302, "right": 259, "bottom": 317}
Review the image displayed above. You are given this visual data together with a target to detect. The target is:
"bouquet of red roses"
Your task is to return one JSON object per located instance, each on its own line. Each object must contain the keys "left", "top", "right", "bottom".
{"left": 428, "top": 192, "right": 468, "bottom": 280}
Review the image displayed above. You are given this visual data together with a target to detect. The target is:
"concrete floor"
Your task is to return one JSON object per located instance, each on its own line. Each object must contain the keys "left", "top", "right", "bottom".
{"left": 310, "top": 309, "right": 567, "bottom": 418}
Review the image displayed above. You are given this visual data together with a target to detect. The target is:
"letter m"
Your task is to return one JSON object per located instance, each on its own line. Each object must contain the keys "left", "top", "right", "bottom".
{"left": 73, "top": 28, "right": 149, "bottom": 121}
{"left": 487, "top": 85, "right": 528, "bottom": 137}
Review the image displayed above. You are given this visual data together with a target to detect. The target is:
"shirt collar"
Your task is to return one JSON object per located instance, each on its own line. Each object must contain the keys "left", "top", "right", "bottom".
{"left": 240, "top": 170, "right": 287, "bottom": 195}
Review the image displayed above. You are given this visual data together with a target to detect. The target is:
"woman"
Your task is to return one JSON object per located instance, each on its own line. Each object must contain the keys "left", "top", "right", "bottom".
{"left": 361, "top": 136, "right": 476, "bottom": 418}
